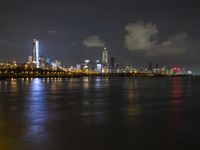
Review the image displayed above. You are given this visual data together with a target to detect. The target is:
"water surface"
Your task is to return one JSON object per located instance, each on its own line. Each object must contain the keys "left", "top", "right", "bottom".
{"left": 0, "top": 77, "right": 200, "bottom": 150}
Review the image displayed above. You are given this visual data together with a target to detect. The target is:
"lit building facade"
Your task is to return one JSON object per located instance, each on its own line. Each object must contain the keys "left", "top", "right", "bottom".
{"left": 102, "top": 47, "right": 109, "bottom": 73}
{"left": 51, "top": 60, "right": 61, "bottom": 70}
{"left": 95, "top": 60, "right": 102, "bottom": 73}
{"left": 28, "top": 56, "right": 33, "bottom": 63}
{"left": 32, "top": 39, "right": 39, "bottom": 68}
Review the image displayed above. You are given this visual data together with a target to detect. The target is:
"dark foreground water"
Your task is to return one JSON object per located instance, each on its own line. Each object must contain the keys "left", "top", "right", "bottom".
{"left": 0, "top": 77, "right": 200, "bottom": 150}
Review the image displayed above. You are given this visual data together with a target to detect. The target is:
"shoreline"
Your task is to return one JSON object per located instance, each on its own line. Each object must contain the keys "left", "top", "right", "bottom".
{"left": 0, "top": 73, "right": 195, "bottom": 80}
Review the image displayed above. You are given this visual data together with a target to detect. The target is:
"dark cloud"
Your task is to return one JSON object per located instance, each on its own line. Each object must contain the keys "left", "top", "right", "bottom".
{"left": 151, "top": 32, "right": 188, "bottom": 56}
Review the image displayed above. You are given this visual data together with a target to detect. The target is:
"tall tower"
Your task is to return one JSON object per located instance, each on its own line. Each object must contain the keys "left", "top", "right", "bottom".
{"left": 102, "top": 47, "right": 109, "bottom": 73}
{"left": 32, "top": 39, "right": 39, "bottom": 68}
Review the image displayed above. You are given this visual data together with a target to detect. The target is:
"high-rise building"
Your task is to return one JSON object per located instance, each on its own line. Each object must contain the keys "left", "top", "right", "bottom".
{"left": 40, "top": 56, "right": 46, "bottom": 64}
{"left": 32, "top": 39, "right": 39, "bottom": 68}
{"left": 95, "top": 60, "right": 101, "bottom": 73}
{"left": 39, "top": 56, "right": 46, "bottom": 69}
{"left": 28, "top": 56, "right": 33, "bottom": 63}
{"left": 114, "top": 63, "right": 120, "bottom": 73}
{"left": 102, "top": 47, "right": 109, "bottom": 73}
{"left": 46, "top": 58, "right": 51, "bottom": 65}
{"left": 148, "top": 61, "right": 153, "bottom": 72}
{"left": 51, "top": 60, "right": 61, "bottom": 70}
{"left": 110, "top": 57, "right": 115, "bottom": 73}
{"left": 154, "top": 63, "right": 159, "bottom": 73}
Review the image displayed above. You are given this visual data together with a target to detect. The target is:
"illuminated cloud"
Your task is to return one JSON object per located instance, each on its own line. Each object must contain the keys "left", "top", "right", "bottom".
{"left": 124, "top": 21, "right": 189, "bottom": 56}
{"left": 83, "top": 35, "right": 105, "bottom": 47}
{"left": 125, "top": 21, "right": 158, "bottom": 50}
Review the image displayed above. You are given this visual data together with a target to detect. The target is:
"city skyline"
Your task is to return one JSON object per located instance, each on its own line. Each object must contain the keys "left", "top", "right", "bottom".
{"left": 0, "top": 0, "right": 200, "bottom": 73}
{"left": 0, "top": 38, "right": 192, "bottom": 76}
{"left": 0, "top": 38, "right": 194, "bottom": 74}
{"left": 1, "top": 1, "right": 200, "bottom": 149}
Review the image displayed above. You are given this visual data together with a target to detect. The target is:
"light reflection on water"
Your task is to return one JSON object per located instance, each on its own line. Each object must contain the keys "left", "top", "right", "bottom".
{"left": 83, "top": 77, "right": 90, "bottom": 90}
{"left": 95, "top": 77, "right": 102, "bottom": 89}
{"left": 25, "top": 78, "right": 49, "bottom": 142}
{"left": 169, "top": 77, "right": 184, "bottom": 141}
{"left": 10, "top": 78, "right": 18, "bottom": 93}
{"left": 126, "top": 80, "right": 140, "bottom": 117}
{"left": 0, "top": 77, "right": 200, "bottom": 149}
{"left": 170, "top": 77, "right": 183, "bottom": 109}
{"left": 81, "top": 77, "right": 108, "bottom": 125}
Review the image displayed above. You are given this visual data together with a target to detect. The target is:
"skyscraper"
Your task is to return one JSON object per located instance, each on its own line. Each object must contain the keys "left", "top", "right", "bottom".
{"left": 102, "top": 47, "right": 108, "bottom": 73}
{"left": 148, "top": 61, "right": 153, "bottom": 72}
{"left": 28, "top": 56, "right": 33, "bottom": 63}
{"left": 110, "top": 57, "right": 115, "bottom": 73}
{"left": 32, "top": 39, "right": 39, "bottom": 68}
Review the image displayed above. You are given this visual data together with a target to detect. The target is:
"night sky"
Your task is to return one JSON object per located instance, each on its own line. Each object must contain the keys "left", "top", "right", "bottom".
{"left": 0, "top": 0, "right": 200, "bottom": 72}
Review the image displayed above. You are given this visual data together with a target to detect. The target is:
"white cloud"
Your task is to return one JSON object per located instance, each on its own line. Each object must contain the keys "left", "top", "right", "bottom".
{"left": 125, "top": 21, "right": 158, "bottom": 50}
{"left": 83, "top": 35, "right": 105, "bottom": 47}
{"left": 124, "top": 21, "right": 188, "bottom": 56}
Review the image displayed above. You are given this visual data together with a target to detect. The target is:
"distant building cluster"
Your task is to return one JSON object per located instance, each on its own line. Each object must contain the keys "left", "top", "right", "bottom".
{"left": 68, "top": 47, "right": 192, "bottom": 76}
{"left": 25, "top": 39, "right": 62, "bottom": 71}
{"left": 0, "top": 39, "right": 193, "bottom": 76}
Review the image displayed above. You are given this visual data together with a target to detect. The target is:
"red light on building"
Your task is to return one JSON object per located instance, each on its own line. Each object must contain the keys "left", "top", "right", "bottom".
{"left": 171, "top": 65, "right": 185, "bottom": 75}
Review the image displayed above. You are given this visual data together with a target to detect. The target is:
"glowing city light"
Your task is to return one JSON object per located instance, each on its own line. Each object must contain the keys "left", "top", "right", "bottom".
{"left": 33, "top": 39, "right": 39, "bottom": 68}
